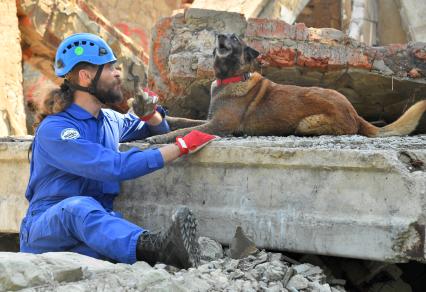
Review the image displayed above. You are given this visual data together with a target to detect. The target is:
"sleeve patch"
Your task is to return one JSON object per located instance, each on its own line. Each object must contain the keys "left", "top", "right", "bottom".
{"left": 60, "top": 128, "right": 80, "bottom": 140}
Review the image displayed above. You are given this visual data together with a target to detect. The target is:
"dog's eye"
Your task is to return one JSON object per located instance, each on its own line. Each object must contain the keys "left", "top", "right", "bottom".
{"left": 232, "top": 35, "right": 238, "bottom": 41}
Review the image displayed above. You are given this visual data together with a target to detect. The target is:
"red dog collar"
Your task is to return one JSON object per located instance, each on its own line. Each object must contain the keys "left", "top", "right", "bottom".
{"left": 216, "top": 73, "right": 251, "bottom": 86}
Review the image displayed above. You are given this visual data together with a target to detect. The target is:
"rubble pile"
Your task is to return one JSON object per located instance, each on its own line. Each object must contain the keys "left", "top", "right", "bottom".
{"left": 0, "top": 237, "right": 346, "bottom": 292}
{"left": 149, "top": 8, "right": 426, "bottom": 134}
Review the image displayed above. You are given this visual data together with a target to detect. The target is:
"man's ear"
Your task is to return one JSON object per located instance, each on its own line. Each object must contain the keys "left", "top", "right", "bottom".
{"left": 78, "top": 69, "right": 94, "bottom": 86}
{"left": 213, "top": 48, "right": 217, "bottom": 57}
{"left": 244, "top": 46, "right": 260, "bottom": 62}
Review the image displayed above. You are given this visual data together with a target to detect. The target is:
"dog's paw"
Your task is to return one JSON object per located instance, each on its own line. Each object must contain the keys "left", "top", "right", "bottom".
{"left": 144, "top": 135, "right": 167, "bottom": 144}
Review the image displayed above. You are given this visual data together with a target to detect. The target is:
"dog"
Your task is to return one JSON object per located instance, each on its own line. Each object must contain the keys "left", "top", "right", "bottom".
{"left": 147, "top": 33, "right": 426, "bottom": 144}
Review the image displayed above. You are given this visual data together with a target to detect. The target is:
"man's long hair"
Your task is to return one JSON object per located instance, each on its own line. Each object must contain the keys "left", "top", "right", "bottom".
{"left": 33, "top": 62, "right": 96, "bottom": 130}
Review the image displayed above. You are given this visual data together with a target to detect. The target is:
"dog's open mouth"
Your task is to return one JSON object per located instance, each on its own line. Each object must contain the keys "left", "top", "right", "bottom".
{"left": 217, "top": 38, "right": 231, "bottom": 55}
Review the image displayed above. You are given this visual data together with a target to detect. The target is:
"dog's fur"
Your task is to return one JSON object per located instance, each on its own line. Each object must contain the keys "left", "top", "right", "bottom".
{"left": 148, "top": 33, "right": 426, "bottom": 144}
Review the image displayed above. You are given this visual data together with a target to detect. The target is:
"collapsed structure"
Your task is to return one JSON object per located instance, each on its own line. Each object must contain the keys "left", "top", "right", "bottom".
{"left": 1, "top": 0, "right": 425, "bottom": 136}
{"left": 0, "top": 0, "right": 425, "bottom": 290}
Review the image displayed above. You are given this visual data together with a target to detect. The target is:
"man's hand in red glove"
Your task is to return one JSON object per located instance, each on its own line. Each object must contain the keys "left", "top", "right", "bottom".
{"left": 175, "top": 130, "right": 218, "bottom": 156}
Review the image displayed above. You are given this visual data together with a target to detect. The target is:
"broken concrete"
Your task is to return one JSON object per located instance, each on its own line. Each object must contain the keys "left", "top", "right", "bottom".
{"left": 148, "top": 9, "right": 426, "bottom": 133}
{"left": 0, "top": 1, "right": 27, "bottom": 136}
{"left": 0, "top": 248, "right": 346, "bottom": 291}
{"left": 117, "top": 135, "right": 426, "bottom": 263}
{"left": 1, "top": 135, "right": 425, "bottom": 263}
{"left": 0, "top": 138, "right": 30, "bottom": 233}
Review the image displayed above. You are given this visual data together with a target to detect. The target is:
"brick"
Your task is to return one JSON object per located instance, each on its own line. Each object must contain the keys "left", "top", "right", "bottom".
{"left": 247, "top": 18, "right": 295, "bottom": 39}
{"left": 260, "top": 48, "right": 297, "bottom": 67}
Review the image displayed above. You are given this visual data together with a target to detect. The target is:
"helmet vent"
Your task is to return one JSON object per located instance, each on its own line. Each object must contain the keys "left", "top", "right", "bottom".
{"left": 74, "top": 41, "right": 79, "bottom": 46}
{"left": 89, "top": 42, "right": 94, "bottom": 46}
{"left": 56, "top": 59, "right": 64, "bottom": 69}
{"left": 99, "top": 48, "right": 107, "bottom": 56}
{"left": 67, "top": 45, "right": 72, "bottom": 49}
{"left": 62, "top": 49, "right": 66, "bottom": 54}
{"left": 82, "top": 41, "right": 87, "bottom": 45}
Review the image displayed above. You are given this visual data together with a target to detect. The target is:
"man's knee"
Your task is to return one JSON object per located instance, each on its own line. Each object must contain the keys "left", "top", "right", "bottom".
{"left": 60, "top": 196, "right": 106, "bottom": 220}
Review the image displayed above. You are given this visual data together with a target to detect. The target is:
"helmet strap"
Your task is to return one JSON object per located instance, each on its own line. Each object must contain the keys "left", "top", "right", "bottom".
{"left": 64, "top": 64, "right": 106, "bottom": 103}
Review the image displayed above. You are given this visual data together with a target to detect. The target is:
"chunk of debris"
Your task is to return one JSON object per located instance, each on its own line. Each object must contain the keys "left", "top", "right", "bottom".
{"left": 230, "top": 226, "right": 258, "bottom": 259}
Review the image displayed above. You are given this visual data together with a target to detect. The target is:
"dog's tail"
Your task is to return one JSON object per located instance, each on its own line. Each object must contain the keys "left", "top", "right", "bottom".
{"left": 358, "top": 100, "right": 426, "bottom": 137}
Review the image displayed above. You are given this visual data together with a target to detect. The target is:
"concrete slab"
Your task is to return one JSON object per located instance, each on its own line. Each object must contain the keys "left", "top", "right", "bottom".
{"left": 0, "top": 138, "right": 30, "bottom": 233}
{"left": 1, "top": 135, "right": 425, "bottom": 263}
{"left": 116, "top": 135, "right": 426, "bottom": 263}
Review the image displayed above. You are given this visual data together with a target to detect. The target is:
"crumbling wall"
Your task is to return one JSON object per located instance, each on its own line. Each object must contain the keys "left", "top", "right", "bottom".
{"left": 377, "top": 0, "right": 407, "bottom": 45}
{"left": 296, "top": 0, "right": 341, "bottom": 30}
{"left": 342, "top": 0, "right": 425, "bottom": 45}
{"left": 399, "top": 0, "right": 426, "bottom": 42}
{"left": 191, "top": 0, "right": 273, "bottom": 18}
{"left": 91, "top": 0, "right": 182, "bottom": 53}
{"left": 0, "top": 1, "right": 27, "bottom": 136}
{"left": 190, "top": 0, "right": 310, "bottom": 21}
{"left": 17, "top": 0, "right": 149, "bottom": 114}
{"left": 149, "top": 9, "right": 426, "bottom": 133}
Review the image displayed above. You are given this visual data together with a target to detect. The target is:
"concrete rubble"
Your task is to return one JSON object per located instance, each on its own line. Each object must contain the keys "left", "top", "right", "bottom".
{"left": 1, "top": 135, "right": 425, "bottom": 264}
{"left": 0, "top": 237, "right": 347, "bottom": 292}
{"left": 117, "top": 134, "right": 426, "bottom": 264}
{"left": 149, "top": 8, "right": 426, "bottom": 134}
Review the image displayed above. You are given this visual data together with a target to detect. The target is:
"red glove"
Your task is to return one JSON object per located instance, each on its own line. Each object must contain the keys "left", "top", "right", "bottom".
{"left": 175, "top": 130, "right": 218, "bottom": 156}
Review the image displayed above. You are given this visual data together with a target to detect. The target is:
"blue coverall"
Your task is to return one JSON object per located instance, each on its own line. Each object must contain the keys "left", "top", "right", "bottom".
{"left": 20, "top": 103, "right": 170, "bottom": 264}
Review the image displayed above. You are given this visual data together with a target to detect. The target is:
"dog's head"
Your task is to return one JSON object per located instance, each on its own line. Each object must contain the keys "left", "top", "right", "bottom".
{"left": 213, "top": 33, "right": 260, "bottom": 79}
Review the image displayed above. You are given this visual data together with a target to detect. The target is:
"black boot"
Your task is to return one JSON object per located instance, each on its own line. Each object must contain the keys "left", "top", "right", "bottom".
{"left": 136, "top": 206, "right": 200, "bottom": 269}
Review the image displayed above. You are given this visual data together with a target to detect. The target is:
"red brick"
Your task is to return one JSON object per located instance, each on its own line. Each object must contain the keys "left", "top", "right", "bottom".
{"left": 346, "top": 50, "right": 372, "bottom": 69}
{"left": 247, "top": 18, "right": 295, "bottom": 39}
{"left": 297, "top": 54, "right": 329, "bottom": 69}
{"left": 294, "top": 23, "right": 308, "bottom": 41}
{"left": 259, "top": 48, "right": 297, "bottom": 67}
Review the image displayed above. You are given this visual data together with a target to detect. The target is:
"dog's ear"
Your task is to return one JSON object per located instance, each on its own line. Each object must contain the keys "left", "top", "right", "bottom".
{"left": 244, "top": 46, "right": 260, "bottom": 62}
{"left": 213, "top": 48, "right": 217, "bottom": 57}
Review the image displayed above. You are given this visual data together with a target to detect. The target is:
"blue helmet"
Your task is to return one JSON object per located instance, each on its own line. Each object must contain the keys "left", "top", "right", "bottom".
{"left": 54, "top": 33, "right": 117, "bottom": 77}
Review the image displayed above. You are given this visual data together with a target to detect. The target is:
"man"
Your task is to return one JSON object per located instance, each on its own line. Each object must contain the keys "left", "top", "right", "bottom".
{"left": 20, "top": 33, "right": 216, "bottom": 268}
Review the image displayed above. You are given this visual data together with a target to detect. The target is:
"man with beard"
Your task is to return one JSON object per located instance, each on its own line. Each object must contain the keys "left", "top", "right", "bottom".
{"left": 19, "top": 33, "right": 216, "bottom": 269}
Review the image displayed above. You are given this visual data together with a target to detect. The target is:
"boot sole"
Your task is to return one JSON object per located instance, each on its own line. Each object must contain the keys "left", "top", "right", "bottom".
{"left": 164, "top": 206, "right": 200, "bottom": 268}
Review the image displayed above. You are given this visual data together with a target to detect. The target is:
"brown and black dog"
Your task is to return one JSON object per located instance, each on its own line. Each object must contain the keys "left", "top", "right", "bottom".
{"left": 148, "top": 33, "right": 426, "bottom": 144}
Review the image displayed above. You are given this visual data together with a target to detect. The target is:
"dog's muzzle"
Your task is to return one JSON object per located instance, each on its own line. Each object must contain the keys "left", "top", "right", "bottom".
{"left": 216, "top": 36, "right": 232, "bottom": 56}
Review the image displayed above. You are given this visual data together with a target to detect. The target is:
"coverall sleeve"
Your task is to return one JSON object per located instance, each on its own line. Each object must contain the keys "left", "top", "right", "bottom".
{"left": 112, "top": 110, "right": 170, "bottom": 143}
{"left": 36, "top": 119, "right": 164, "bottom": 182}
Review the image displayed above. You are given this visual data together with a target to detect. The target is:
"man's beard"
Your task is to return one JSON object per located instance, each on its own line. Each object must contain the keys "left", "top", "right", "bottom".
{"left": 91, "top": 78, "right": 123, "bottom": 104}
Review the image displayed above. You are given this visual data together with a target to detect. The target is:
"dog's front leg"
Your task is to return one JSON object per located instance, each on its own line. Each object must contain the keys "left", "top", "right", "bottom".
{"left": 165, "top": 116, "right": 207, "bottom": 131}
{"left": 145, "top": 122, "right": 220, "bottom": 144}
